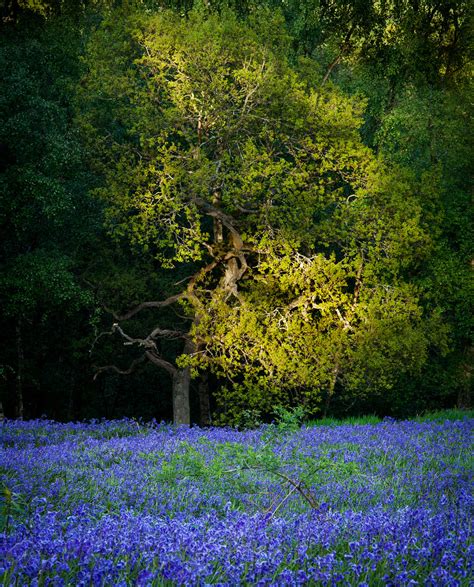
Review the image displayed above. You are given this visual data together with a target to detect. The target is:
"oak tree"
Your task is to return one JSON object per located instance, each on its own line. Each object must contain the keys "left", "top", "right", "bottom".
{"left": 80, "top": 8, "right": 445, "bottom": 423}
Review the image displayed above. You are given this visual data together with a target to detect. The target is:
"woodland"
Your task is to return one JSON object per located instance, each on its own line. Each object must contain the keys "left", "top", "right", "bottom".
{"left": 0, "top": 0, "right": 472, "bottom": 425}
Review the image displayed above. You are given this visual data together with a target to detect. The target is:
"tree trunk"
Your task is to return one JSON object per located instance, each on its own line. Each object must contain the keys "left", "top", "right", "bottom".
{"left": 15, "top": 320, "right": 24, "bottom": 419}
{"left": 67, "top": 373, "right": 75, "bottom": 421}
{"left": 198, "top": 371, "right": 211, "bottom": 426}
{"left": 172, "top": 367, "right": 191, "bottom": 425}
{"left": 457, "top": 345, "right": 472, "bottom": 409}
{"left": 172, "top": 338, "right": 195, "bottom": 425}
{"left": 323, "top": 360, "right": 340, "bottom": 418}
{"left": 212, "top": 189, "right": 224, "bottom": 244}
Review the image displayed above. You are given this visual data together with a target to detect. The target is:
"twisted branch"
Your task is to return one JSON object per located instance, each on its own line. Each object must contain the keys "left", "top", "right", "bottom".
{"left": 93, "top": 323, "right": 179, "bottom": 378}
{"left": 104, "top": 293, "right": 184, "bottom": 322}
{"left": 93, "top": 355, "right": 147, "bottom": 380}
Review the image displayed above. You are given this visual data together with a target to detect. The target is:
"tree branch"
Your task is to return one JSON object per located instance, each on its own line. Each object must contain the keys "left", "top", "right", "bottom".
{"left": 109, "top": 323, "right": 178, "bottom": 376}
{"left": 223, "top": 464, "right": 319, "bottom": 510}
{"left": 149, "top": 326, "right": 188, "bottom": 340}
{"left": 105, "top": 293, "right": 184, "bottom": 321}
{"left": 193, "top": 197, "right": 244, "bottom": 250}
{"left": 144, "top": 351, "right": 177, "bottom": 376}
{"left": 321, "top": 23, "right": 356, "bottom": 85}
{"left": 93, "top": 355, "right": 147, "bottom": 380}
{"left": 90, "top": 327, "right": 116, "bottom": 354}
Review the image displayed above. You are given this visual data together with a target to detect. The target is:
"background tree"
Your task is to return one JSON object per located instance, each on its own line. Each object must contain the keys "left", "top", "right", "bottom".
{"left": 0, "top": 12, "right": 98, "bottom": 418}
{"left": 0, "top": 0, "right": 175, "bottom": 421}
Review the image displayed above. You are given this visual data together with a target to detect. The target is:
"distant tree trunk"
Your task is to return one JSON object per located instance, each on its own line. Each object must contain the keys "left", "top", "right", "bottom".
{"left": 15, "top": 320, "right": 24, "bottom": 419}
{"left": 67, "top": 373, "right": 75, "bottom": 421}
{"left": 198, "top": 371, "right": 211, "bottom": 426}
{"left": 457, "top": 345, "right": 472, "bottom": 409}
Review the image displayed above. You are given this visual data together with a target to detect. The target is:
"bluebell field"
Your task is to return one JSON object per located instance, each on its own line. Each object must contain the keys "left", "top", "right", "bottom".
{"left": 1, "top": 417, "right": 472, "bottom": 586}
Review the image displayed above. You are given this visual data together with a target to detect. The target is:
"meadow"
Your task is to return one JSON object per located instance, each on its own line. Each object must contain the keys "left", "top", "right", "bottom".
{"left": 1, "top": 415, "right": 472, "bottom": 586}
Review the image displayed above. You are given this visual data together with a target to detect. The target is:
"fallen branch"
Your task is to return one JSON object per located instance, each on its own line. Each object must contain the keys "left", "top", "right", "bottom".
{"left": 223, "top": 464, "right": 319, "bottom": 510}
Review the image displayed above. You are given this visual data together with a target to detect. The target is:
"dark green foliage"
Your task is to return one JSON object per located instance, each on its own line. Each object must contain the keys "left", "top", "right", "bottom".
{"left": 0, "top": 15, "right": 94, "bottom": 417}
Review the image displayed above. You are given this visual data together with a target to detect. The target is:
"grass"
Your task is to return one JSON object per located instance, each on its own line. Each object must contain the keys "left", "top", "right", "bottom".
{"left": 307, "top": 414, "right": 382, "bottom": 427}
{"left": 412, "top": 408, "right": 474, "bottom": 422}
{"left": 307, "top": 408, "right": 473, "bottom": 427}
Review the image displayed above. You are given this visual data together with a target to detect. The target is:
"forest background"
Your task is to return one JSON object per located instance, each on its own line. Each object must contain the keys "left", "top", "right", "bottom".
{"left": 0, "top": 0, "right": 472, "bottom": 426}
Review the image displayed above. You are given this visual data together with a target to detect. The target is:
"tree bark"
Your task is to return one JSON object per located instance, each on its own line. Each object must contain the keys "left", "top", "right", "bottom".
{"left": 213, "top": 192, "right": 224, "bottom": 244}
{"left": 172, "top": 367, "right": 191, "bottom": 425}
{"left": 15, "top": 320, "right": 24, "bottom": 419}
{"left": 171, "top": 338, "right": 195, "bottom": 425}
